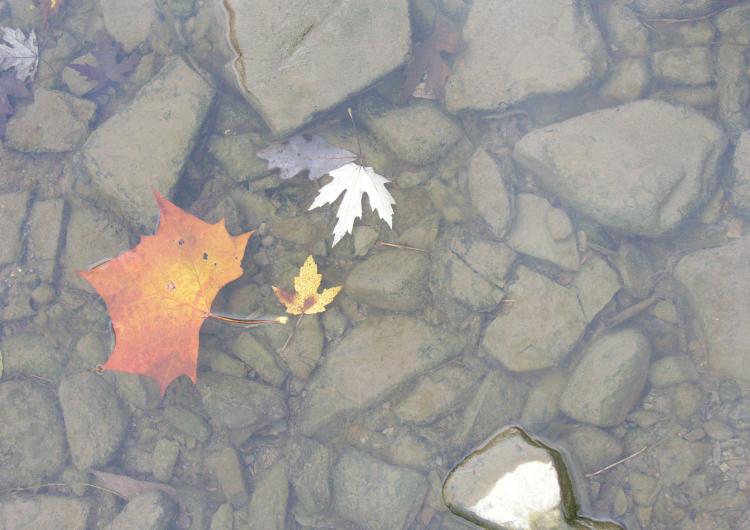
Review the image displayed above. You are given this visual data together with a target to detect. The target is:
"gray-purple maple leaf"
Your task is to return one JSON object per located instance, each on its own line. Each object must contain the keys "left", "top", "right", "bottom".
{"left": 257, "top": 134, "right": 357, "bottom": 181}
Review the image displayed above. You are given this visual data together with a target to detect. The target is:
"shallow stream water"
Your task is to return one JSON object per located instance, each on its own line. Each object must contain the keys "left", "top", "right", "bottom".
{"left": 2, "top": 0, "right": 750, "bottom": 529}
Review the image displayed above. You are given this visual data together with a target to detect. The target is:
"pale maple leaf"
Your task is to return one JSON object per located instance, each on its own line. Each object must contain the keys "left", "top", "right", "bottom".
{"left": 309, "top": 162, "right": 395, "bottom": 246}
{"left": 258, "top": 134, "right": 357, "bottom": 181}
{"left": 0, "top": 27, "right": 38, "bottom": 82}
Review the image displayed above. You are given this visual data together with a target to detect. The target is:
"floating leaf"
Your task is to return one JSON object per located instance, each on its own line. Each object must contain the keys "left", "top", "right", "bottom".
{"left": 79, "top": 190, "right": 252, "bottom": 394}
{"left": 257, "top": 134, "right": 357, "bottom": 181}
{"left": 309, "top": 162, "right": 395, "bottom": 246}
{"left": 273, "top": 255, "right": 341, "bottom": 315}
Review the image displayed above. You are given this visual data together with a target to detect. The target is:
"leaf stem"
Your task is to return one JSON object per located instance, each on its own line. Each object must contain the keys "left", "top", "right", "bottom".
{"left": 208, "top": 313, "right": 288, "bottom": 326}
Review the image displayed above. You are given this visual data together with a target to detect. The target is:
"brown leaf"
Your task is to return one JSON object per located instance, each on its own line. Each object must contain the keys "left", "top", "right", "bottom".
{"left": 91, "top": 470, "right": 191, "bottom": 528}
{"left": 402, "top": 14, "right": 464, "bottom": 101}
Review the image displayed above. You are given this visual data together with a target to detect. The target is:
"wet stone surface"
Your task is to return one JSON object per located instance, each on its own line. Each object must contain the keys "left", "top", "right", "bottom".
{"left": 0, "top": 381, "right": 66, "bottom": 489}
{"left": 443, "top": 426, "right": 623, "bottom": 529}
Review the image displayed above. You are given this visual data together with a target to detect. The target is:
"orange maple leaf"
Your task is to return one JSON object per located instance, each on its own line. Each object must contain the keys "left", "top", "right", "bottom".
{"left": 80, "top": 191, "right": 252, "bottom": 395}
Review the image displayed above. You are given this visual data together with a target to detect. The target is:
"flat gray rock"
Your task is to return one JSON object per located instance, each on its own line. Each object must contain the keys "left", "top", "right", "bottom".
{"left": 0, "top": 496, "right": 90, "bottom": 530}
{"left": 514, "top": 100, "right": 727, "bottom": 237}
{"left": 197, "top": 372, "right": 287, "bottom": 433}
{"left": 58, "top": 372, "right": 129, "bottom": 470}
{"left": 675, "top": 236, "right": 750, "bottom": 382}
{"left": 560, "top": 328, "right": 651, "bottom": 427}
{"left": 481, "top": 266, "right": 587, "bottom": 372}
{"left": 224, "top": 0, "right": 410, "bottom": 135}
{"left": 346, "top": 249, "right": 430, "bottom": 312}
{"left": 362, "top": 101, "right": 463, "bottom": 166}
{"left": 5, "top": 88, "right": 95, "bottom": 152}
{"left": 445, "top": 0, "right": 607, "bottom": 112}
{"left": 300, "top": 316, "right": 464, "bottom": 435}
{"left": 0, "top": 381, "right": 66, "bottom": 489}
{"left": 80, "top": 57, "right": 214, "bottom": 226}
{"left": 333, "top": 449, "right": 427, "bottom": 530}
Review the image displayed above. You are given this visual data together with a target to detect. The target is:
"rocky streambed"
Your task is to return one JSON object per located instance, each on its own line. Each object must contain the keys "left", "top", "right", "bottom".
{"left": 2, "top": 0, "right": 750, "bottom": 529}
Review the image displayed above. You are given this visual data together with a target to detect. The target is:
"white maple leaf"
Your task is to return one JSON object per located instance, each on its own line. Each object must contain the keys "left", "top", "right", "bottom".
{"left": 309, "top": 162, "right": 396, "bottom": 246}
{"left": 0, "top": 27, "right": 38, "bottom": 82}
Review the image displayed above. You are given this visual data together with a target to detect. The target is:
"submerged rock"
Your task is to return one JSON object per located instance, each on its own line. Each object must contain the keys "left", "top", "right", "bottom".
{"left": 560, "top": 328, "right": 651, "bottom": 427}
{"left": 0, "top": 191, "right": 29, "bottom": 265}
{"left": 507, "top": 193, "right": 579, "bottom": 271}
{"left": 0, "top": 381, "right": 66, "bottom": 489}
{"left": 675, "top": 236, "right": 750, "bottom": 382}
{"left": 467, "top": 148, "right": 513, "bottom": 239}
{"left": 224, "top": 0, "right": 410, "bottom": 135}
{"left": 60, "top": 200, "right": 130, "bottom": 290}
{"left": 362, "top": 101, "right": 463, "bottom": 166}
{"left": 731, "top": 130, "right": 750, "bottom": 214}
{"left": 634, "top": 0, "right": 722, "bottom": 18}
{"left": 333, "top": 449, "right": 427, "bottom": 530}
{"left": 80, "top": 57, "right": 215, "bottom": 226}
{"left": 443, "top": 426, "right": 623, "bottom": 529}
{"left": 100, "top": 0, "right": 157, "bottom": 52}
{"left": 445, "top": 0, "right": 606, "bottom": 112}
{"left": 717, "top": 44, "right": 750, "bottom": 139}
{"left": 300, "top": 316, "right": 464, "bottom": 435}
{"left": 0, "top": 496, "right": 90, "bottom": 530}
{"left": 197, "top": 372, "right": 287, "bottom": 435}
{"left": 481, "top": 266, "right": 587, "bottom": 372}
{"left": 5, "top": 88, "right": 95, "bottom": 152}
{"left": 246, "top": 460, "right": 288, "bottom": 530}
{"left": 346, "top": 249, "right": 430, "bottom": 312}
{"left": 107, "top": 492, "right": 175, "bottom": 530}
{"left": 514, "top": 100, "right": 727, "bottom": 237}
{"left": 58, "top": 372, "right": 129, "bottom": 470}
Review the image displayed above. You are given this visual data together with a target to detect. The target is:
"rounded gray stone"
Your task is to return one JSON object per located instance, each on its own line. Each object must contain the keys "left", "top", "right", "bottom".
{"left": 346, "top": 249, "right": 430, "bottom": 312}
{"left": 0, "top": 381, "right": 66, "bottom": 489}
{"left": 560, "top": 328, "right": 652, "bottom": 427}
{"left": 514, "top": 100, "right": 727, "bottom": 237}
{"left": 58, "top": 372, "right": 129, "bottom": 470}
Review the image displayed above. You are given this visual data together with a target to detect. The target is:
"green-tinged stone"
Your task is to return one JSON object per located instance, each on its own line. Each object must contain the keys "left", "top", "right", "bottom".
{"left": 443, "top": 426, "right": 624, "bottom": 530}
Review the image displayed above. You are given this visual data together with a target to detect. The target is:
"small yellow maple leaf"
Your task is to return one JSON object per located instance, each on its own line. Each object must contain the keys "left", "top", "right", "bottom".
{"left": 272, "top": 255, "right": 342, "bottom": 315}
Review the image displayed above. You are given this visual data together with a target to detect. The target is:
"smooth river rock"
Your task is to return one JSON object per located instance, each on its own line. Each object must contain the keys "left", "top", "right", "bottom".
{"left": 675, "top": 236, "right": 750, "bottom": 382}
{"left": 443, "top": 426, "right": 623, "bottom": 530}
{"left": 560, "top": 328, "right": 652, "bottom": 427}
{"left": 445, "top": 0, "right": 607, "bottom": 112}
{"left": 300, "top": 316, "right": 464, "bottom": 435}
{"left": 514, "top": 100, "right": 727, "bottom": 237}
{"left": 224, "top": 0, "right": 410, "bottom": 135}
{"left": 334, "top": 449, "right": 427, "bottom": 530}
{"left": 346, "top": 249, "right": 430, "bottom": 312}
{"left": 58, "top": 372, "right": 129, "bottom": 470}
{"left": 80, "top": 57, "right": 214, "bottom": 226}
{"left": 0, "top": 381, "right": 66, "bottom": 489}
{"left": 481, "top": 266, "right": 587, "bottom": 372}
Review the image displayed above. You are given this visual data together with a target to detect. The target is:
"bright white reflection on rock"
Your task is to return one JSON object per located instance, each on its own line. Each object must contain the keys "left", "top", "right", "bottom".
{"left": 470, "top": 460, "right": 561, "bottom": 529}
